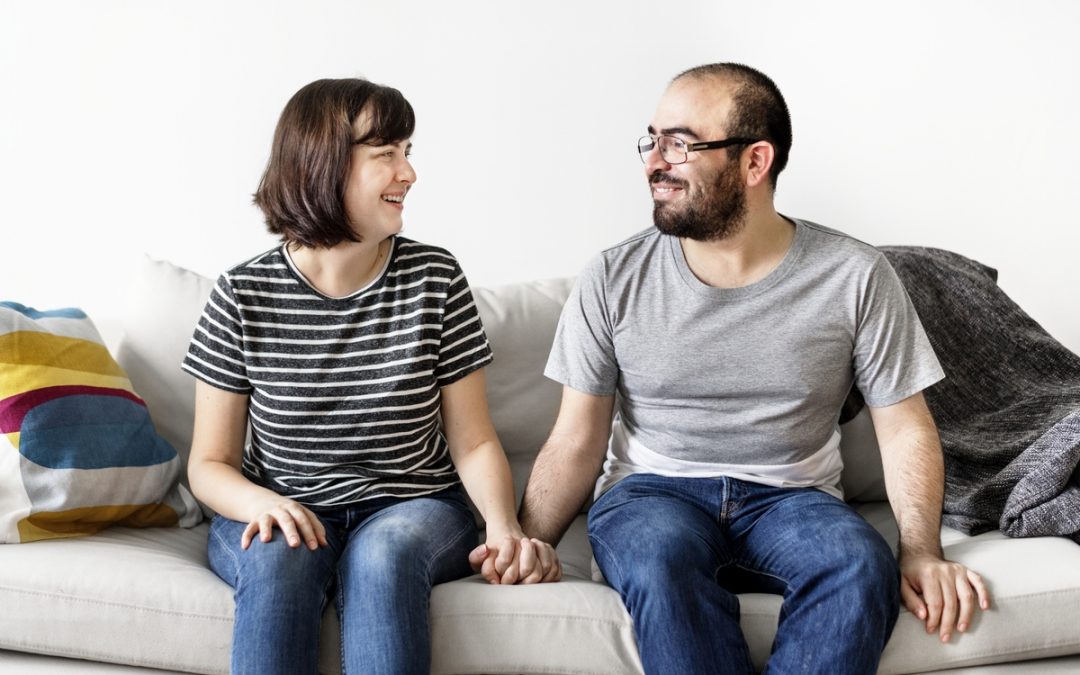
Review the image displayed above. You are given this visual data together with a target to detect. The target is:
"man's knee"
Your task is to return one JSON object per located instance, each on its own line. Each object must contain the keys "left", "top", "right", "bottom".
{"left": 824, "top": 533, "right": 900, "bottom": 616}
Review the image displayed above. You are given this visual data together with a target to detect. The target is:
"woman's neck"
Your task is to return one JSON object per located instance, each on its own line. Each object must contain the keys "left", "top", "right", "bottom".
{"left": 287, "top": 237, "right": 392, "bottom": 298}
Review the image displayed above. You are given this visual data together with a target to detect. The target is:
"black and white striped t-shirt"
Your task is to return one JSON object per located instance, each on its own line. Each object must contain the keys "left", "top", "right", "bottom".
{"left": 181, "top": 237, "right": 493, "bottom": 508}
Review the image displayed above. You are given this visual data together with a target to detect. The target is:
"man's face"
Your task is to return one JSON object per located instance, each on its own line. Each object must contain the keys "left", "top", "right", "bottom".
{"left": 645, "top": 78, "right": 747, "bottom": 242}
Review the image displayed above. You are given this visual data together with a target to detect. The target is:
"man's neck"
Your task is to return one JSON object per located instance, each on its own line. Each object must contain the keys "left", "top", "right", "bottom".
{"left": 679, "top": 210, "right": 795, "bottom": 289}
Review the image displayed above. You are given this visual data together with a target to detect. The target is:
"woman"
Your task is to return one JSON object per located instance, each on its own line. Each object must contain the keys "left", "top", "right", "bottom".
{"left": 183, "top": 78, "right": 560, "bottom": 675}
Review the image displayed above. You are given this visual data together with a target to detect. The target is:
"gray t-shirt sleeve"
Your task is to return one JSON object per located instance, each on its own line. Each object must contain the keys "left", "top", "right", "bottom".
{"left": 544, "top": 255, "right": 619, "bottom": 396}
{"left": 853, "top": 255, "right": 945, "bottom": 407}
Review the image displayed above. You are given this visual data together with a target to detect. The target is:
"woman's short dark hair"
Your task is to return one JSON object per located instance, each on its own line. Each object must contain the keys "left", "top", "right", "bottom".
{"left": 253, "top": 78, "right": 415, "bottom": 247}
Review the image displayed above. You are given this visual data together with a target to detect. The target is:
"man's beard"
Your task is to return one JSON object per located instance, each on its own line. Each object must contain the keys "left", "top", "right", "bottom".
{"left": 651, "top": 160, "right": 747, "bottom": 242}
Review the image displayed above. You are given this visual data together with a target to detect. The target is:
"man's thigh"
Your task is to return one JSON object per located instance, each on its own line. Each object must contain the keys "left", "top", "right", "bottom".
{"left": 587, "top": 473, "right": 733, "bottom": 584}
{"left": 728, "top": 483, "right": 897, "bottom": 591}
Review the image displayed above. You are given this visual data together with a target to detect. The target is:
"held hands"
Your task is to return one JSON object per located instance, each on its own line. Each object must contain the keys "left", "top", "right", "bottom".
{"left": 240, "top": 497, "right": 329, "bottom": 551}
{"left": 468, "top": 534, "right": 562, "bottom": 585}
{"left": 900, "top": 554, "right": 990, "bottom": 643}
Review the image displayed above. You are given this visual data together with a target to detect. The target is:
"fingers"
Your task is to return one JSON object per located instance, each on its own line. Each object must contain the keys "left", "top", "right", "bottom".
{"left": 517, "top": 538, "right": 561, "bottom": 584}
{"left": 903, "top": 558, "right": 990, "bottom": 643}
{"left": 533, "top": 539, "right": 561, "bottom": 582}
{"left": 288, "top": 504, "right": 326, "bottom": 550}
{"left": 259, "top": 514, "right": 277, "bottom": 544}
{"left": 954, "top": 573, "right": 978, "bottom": 634}
{"left": 480, "top": 554, "right": 500, "bottom": 584}
{"left": 937, "top": 577, "right": 959, "bottom": 642}
{"left": 969, "top": 568, "right": 991, "bottom": 610}
{"left": 900, "top": 576, "right": 927, "bottom": 621}
{"left": 240, "top": 501, "right": 327, "bottom": 551}
{"left": 498, "top": 535, "right": 521, "bottom": 585}
{"left": 485, "top": 537, "right": 562, "bottom": 585}
{"left": 478, "top": 535, "right": 518, "bottom": 585}
{"left": 241, "top": 520, "right": 259, "bottom": 550}
{"left": 920, "top": 575, "right": 945, "bottom": 638}
{"left": 468, "top": 544, "right": 489, "bottom": 573}
{"left": 518, "top": 538, "right": 543, "bottom": 584}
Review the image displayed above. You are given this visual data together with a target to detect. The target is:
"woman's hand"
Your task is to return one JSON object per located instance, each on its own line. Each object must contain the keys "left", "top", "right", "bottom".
{"left": 469, "top": 534, "right": 562, "bottom": 584}
{"left": 240, "top": 497, "right": 329, "bottom": 551}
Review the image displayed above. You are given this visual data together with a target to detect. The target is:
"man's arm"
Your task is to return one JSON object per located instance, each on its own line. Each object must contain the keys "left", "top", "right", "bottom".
{"left": 518, "top": 387, "right": 615, "bottom": 546}
{"left": 870, "top": 392, "right": 990, "bottom": 643}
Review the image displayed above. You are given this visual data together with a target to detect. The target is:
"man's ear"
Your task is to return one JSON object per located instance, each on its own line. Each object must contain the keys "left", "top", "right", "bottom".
{"left": 744, "top": 141, "right": 775, "bottom": 188}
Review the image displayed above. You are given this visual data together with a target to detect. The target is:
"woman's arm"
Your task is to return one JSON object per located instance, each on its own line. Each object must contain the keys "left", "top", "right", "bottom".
{"left": 187, "top": 379, "right": 326, "bottom": 550}
{"left": 440, "top": 369, "right": 560, "bottom": 584}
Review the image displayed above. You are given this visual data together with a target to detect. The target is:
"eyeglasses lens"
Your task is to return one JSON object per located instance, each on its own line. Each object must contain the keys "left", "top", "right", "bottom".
{"left": 637, "top": 136, "right": 687, "bottom": 164}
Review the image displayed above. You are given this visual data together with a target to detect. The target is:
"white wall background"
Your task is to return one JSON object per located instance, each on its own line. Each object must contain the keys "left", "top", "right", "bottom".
{"left": 3, "top": 0, "right": 1079, "bottom": 353}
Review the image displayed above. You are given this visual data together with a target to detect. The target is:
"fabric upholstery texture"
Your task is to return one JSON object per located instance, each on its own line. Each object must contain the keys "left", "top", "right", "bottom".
{"left": 0, "top": 302, "right": 200, "bottom": 543}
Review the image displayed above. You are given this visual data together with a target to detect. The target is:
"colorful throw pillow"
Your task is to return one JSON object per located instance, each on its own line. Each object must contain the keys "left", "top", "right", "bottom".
{"left": 0, "top": 302, "right": 201, "bottom": 543}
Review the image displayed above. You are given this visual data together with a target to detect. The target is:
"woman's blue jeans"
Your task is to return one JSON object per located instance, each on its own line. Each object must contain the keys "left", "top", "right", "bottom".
{"left": 207, "top": 488, "right": 477, "bottom": 675}
{"left": 588, "top": 473, "right": 900, "bottom": 675}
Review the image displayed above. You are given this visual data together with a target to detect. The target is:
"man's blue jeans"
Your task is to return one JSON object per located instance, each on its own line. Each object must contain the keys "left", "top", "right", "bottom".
{"left": 207, "top": 487, "right": 477, "bottom": 675}
{"left": 588, "top": 473, "right": 900, "bottom": 675}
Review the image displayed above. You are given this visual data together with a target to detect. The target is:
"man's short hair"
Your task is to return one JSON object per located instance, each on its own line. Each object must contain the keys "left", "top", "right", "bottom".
{"left": 674, "top": 63, "right": 792, "bottom": 188}
{"left": 253, "top": 78, "right": 415, "bottom": 248}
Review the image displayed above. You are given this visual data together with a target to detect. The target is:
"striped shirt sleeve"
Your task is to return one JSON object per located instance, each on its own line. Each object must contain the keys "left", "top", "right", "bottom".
{"left": 436, "top": 261, "right": 492, "bottom": 386}
{"left": 182, "top": 274, "right": 252, "bottom": 392}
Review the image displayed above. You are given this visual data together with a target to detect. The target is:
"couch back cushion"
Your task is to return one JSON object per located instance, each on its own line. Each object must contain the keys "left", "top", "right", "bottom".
{"left": 115, "top": 258, "right": 215, "bottom": 489}
{"left": 473, "top": 279, "right": 575, "bottom": 503}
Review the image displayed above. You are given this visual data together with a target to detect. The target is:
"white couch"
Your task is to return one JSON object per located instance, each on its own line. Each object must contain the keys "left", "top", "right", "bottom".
{"left": 2, "top": 256, "right": 1080, "bottom": 674}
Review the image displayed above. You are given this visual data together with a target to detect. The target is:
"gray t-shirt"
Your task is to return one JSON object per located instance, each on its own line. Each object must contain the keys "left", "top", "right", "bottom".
{"left": 545, "top": 219, "right": 944, "bottom": 497}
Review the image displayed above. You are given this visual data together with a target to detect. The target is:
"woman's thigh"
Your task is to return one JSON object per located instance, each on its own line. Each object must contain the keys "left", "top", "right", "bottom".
{"left": 339, "top": 490, "right": 478, "bottom": 588}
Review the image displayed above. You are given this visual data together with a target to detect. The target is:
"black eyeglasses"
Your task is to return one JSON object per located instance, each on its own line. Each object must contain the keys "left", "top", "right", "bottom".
{"left": 637, "top": 135, "right": 761, "bottom": 164}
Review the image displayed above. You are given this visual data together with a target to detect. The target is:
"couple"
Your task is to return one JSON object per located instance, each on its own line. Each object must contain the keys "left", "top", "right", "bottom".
{"left": 183, "top": 64, "right": 990, "bottom": 675}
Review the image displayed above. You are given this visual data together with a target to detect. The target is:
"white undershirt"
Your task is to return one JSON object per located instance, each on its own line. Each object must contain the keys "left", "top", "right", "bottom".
{"left": 595, "top": 416, "right": 846, "bottom": 500}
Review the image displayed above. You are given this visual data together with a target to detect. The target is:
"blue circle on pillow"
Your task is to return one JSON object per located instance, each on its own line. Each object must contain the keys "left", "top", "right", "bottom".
{"left": 19, "top": 394, "right": 177, "bottom": 469}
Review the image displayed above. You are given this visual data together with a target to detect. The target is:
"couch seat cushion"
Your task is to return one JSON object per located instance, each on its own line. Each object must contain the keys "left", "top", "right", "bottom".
{"left": 7, "top": 507, "right": 1080, "bottom": 674}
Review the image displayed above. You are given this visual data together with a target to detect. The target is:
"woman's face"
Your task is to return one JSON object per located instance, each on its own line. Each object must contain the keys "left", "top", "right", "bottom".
{"left": 343, "top": 110, "right": 416, "bottom": 242}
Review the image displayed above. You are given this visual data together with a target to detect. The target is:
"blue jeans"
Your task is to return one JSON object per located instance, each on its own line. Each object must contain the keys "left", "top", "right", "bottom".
{"left": 207, "top": 487, "right": 477, "bottom": 675}
{"left": 588, "top": 474, "right": 899, "bottom": 675}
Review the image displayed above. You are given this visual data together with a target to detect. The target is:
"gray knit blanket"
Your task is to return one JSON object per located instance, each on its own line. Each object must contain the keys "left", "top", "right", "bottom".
{"left": 852, "top": 246, "right": 1080, "bottom": 542}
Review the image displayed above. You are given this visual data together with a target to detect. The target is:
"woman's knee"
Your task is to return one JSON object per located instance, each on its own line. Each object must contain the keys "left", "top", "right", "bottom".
{"left": 346, "top": 501, "right": 475, "bottom": 583}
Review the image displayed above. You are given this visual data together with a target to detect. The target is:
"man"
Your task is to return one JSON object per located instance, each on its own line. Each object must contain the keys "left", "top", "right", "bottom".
{"left": 512, "top": 63, "right": 990, "bottom": 674}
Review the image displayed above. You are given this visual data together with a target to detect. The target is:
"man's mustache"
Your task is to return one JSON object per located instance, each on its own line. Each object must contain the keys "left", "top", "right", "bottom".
{"left": 649, "top": 171, "right": 688, "bottom": 188}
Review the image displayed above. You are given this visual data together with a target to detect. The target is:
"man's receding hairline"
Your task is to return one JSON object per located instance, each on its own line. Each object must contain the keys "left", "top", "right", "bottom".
{"left": 665, "top": 72, "right": 742, "bottom": 133}
{"left": 671, "top": 71, "right": 748, "bottom": 106}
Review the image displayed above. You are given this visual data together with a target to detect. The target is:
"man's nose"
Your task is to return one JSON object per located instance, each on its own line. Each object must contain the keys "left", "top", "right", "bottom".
{"left": 642, "top": 144, "right": 671, "bottom": 176}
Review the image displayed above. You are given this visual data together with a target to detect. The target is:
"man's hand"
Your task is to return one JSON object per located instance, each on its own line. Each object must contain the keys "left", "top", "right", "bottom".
{"left": 900, "top": 554, "right": 990, "bottom": 642}
{"left": 468, "top": 535, "right": 561, "bottom": 584}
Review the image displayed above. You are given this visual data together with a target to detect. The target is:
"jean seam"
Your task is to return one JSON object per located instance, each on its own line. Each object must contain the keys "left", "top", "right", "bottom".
{"left": 208, "top": 519, "right": 241, "bottom": 583}
{"left": 425, "top": 505, "right": 475, "bottom": 581}
{"left": 337, "top": 566, "right": 347, "bottom": 675}
{"left": 587, "top": 534, "right": 622, "bottom": 589}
